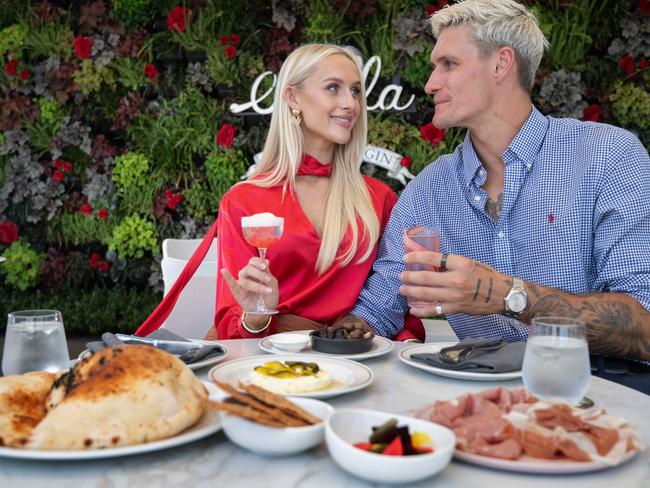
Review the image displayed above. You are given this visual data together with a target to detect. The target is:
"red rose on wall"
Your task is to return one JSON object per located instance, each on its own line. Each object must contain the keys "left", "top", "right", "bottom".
{"left": 167, "top": 6, "right": 191, "bottom": 33}
{"left": 52, "top": 169, "right": 65, "bottom": 182}
{"left": 419, "top": 122, "right": 446, "bottom": 147}
{"left": 582, "top": 104, "right": 601, "bottom": 122}
{"left": 97, "top": 208, "right": 109, "bottom": 220}
{"left": 230, "top": 34, "right": 240, "bottom": 45}
{"left": 19, "top": 69, "right": 29, "bottom": 81}
{"left": 80, "top": 203, "right": 93, "bottom": 215}
{"left": 640, "top": 59, "right": 649, "bottom": 69}
{"left": 220, "top": 35, "right": 229, "bottom": 45}
{"left": 641, "top": 0, "right": 650, "bottom": 15}
{"left": 73, "top": 35, "right": 93, "bottom": 60}
{"left": 0, "top": 221, "right": 19, "bottom": 244}
{"left": 619, "top": 55, "right": 635, "bottom": 75}
{"left": 144, "top": 63, "right": 159, "bottom": 82}
{"left": 216, "top": 123, "right": 237, "bottom": 148}
{"left": 62, "top": 161, "right": 73, "bottom": 173}
{"left": 89, "top": 252, "right": 100, "bottom": 268}
{"left": 400, "top": 156, "right": 412, "bottom": 168}
{"left": 224, "top": 45, "right": 237, "bottom": 59}
{"left": 5, "top": 59, "right": 18, "bottom": 76}
{"left": 98, "top": 261, "right": 110, "bottom": 272}
{"left": 165, "top": 189, "right": 183, "bottom": 210}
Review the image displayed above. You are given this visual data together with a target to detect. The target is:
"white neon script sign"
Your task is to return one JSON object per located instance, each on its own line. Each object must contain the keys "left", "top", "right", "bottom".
{"left": 230, "top": 55, "right": 415, "bottom": 114}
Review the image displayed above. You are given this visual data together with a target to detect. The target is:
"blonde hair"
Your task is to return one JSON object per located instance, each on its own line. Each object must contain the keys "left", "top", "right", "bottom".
{"left": 430, "top": 0, "right": 549, "bottom": 90}
{"left": 245, "top": 44, "right": 379, "bottom": 275}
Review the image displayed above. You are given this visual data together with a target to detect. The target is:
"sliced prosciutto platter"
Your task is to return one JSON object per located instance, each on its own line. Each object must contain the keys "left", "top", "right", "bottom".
{"left": 416, "top": 387, "right": 643, "bottom": 474}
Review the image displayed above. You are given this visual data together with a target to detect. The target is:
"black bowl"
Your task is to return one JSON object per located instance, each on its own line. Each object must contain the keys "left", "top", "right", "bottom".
{"left": 310, "top": 331, "right": 374, "bottom": 354}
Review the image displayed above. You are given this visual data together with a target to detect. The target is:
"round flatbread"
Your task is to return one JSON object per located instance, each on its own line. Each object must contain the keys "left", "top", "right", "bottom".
{"left": 27, "top": 345, "right": 208, "bottom": 450}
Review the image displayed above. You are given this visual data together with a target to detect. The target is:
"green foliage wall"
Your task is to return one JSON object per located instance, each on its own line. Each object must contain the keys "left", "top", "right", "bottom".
{"left": 0, "top": 0, "right": 648, "bottom": 333}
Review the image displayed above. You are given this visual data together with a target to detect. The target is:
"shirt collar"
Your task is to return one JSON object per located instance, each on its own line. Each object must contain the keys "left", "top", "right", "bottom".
{"left": 505, "top": 105, "right": 548, "bottom": 170}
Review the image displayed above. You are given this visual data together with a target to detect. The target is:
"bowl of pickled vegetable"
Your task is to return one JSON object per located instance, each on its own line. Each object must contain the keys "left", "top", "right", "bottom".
{"left": 325, "top": 408, "right": 455, "bottom": 484}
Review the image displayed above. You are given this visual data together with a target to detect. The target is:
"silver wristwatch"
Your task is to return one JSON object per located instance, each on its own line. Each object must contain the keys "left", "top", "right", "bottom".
{"left": 504, "top": 277, "right": 527, "bottom": 317}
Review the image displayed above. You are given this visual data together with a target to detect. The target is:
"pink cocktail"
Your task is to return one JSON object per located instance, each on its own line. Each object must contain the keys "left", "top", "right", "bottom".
{"left": 243, "top": 226, "right": 283, "bottom": 249}
{"left": 403, "top": 225, "right": 440, "bottom": 308}
{"left": 241, "top": 213, "right": 284, "bottom": 315}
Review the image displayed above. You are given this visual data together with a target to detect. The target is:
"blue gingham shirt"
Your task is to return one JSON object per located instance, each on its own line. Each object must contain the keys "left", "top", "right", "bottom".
{"left": 353, "top": 106, "right": 650, "bottom": 342}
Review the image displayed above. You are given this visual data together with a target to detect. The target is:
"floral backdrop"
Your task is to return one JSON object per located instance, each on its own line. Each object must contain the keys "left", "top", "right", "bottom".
{"left": 0, "top": 0, "right": 648, "bottom": 334}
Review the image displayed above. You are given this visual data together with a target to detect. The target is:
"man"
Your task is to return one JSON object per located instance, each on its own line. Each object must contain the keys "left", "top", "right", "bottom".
{"left": 335, "top": 0, "right": 650, "bottom": 390}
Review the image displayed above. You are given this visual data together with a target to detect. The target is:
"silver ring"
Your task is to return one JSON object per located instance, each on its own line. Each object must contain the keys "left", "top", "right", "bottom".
{"left": 435, "top": 303, "right": 443, "bottom": 316}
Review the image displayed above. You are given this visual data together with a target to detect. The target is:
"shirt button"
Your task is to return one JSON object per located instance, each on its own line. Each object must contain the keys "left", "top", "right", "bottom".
{"left": 498, "top": 231, "right": 505, "bottom": 238}
{"left": 474, "top": 195, "right": 481, "bottom": 202}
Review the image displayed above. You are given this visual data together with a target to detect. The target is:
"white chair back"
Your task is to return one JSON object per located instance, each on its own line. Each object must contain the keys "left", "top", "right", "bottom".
{"left": 160, "top": 238, "right": 218, "bottom": 339}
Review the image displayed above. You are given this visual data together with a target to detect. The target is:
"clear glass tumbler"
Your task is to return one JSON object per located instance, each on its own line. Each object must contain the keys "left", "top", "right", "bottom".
{"left": 403, "top": 225, "right": 440, "bottom": 308}
{"left": 2, "top": 310, "right": 71, "bottom": 376}
{"left": 522, "top": 316, "right": 591, "bottom": 404}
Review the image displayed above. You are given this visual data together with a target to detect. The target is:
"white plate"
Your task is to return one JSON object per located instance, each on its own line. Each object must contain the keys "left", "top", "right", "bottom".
{"left": 78, "top": 339, "right": 229, "bottom": 371}
{"left": 454, "top": 448, "right": 639, "bottom": 474}
{"left": 0, "top": 382, "right": 222, "bottom": 461}
{"left": 398, "top": 342, "right": 522, "bottom": 381}
{"left": 208, "top": 354, "right": 374, "bottom": 399}
{"left": 258, "top": 331, "right": 393, "bottom": 361}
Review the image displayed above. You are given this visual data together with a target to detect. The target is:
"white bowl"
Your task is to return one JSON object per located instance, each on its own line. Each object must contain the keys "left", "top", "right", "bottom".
{"left": 267, "top": 332, "right": 310, "bottom": 353}
{"left": 221, "top": 397, "right": 333, "bottom": 456}
{"left": 325, "top": 408, "right": 455, "bottom": 484}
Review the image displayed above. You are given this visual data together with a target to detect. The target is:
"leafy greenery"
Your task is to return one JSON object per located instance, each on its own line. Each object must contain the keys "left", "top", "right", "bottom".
{"left": 127, "top": 88, "right": 220, "bottom": 181}
{"left": 110, "top": 0, "right": 154, "bottom": 28}
{"left": 47, "top": 213, "right": 115, "bottom": 246}
{"left": 205, "top": 148, "right": 247, "bottom": 202}
{"left": 112, "top": 152, "right": 150, "bottom": 189}
{"left": 1, "top": 240, "right": 45, "bottom": 291}
{"left": 609, "top": 80, "right": 650, "bottom": 131}
{"left": 0, "top": 23, "right": 26, "bottom": 56}
{"left": 0, "top": 286, "right": 161, "bottom": 334}
{"left": 107, "top": 214, "right": 158, "bottom": 259}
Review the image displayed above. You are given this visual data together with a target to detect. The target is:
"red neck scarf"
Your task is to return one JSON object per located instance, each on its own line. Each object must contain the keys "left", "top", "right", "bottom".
{"left": 296, "top": 154, "right": 332, "bottom": 177}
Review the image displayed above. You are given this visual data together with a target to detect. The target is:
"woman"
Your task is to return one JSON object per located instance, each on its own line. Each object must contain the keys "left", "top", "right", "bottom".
{"left": 136, "top": 44, "right": 423, "bottom": 341}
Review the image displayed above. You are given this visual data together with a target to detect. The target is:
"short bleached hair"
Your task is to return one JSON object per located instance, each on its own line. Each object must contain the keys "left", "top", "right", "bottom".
{"left": 430, "top": 0, "right": 549, "bottom": 90}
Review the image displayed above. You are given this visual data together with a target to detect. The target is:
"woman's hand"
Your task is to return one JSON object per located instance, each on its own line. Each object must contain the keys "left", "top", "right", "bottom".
{"left": 221, "top": 256, "right": 279, "bottom": 313}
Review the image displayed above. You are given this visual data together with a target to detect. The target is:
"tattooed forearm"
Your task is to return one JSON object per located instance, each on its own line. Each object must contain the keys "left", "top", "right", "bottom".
{"left": 485, "top": 192, "right": 503, "bottom": 221}
{"left": 473, "top": 279, "right": 482, "bottom": 301}
{"left": 521, "top": 284, "right": 650, "bottom": 360}
{"left": 484, "top": 278, "right": 493, "bottom": 304}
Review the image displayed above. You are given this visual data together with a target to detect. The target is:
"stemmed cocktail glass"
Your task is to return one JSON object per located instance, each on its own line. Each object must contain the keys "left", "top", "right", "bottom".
{"left": 241, "top": 213, "right": 284, "bottom": 315}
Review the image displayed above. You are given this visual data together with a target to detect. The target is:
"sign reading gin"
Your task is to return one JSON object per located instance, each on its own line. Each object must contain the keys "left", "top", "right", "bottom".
{"left": 232, "top": 56, "right": 417, "bottom": 185}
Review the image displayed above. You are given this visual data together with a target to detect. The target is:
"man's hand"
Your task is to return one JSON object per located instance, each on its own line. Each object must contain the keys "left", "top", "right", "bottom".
{"left": 399, "top": 251, "right": 511, "bottom": 317}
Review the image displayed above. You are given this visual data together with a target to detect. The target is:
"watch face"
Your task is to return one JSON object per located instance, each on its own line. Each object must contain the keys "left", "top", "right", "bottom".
{"left": 508, "top": 292, "right": 527, "bottom": 313}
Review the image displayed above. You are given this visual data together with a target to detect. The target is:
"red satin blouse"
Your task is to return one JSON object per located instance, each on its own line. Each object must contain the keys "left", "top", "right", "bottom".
{"left": 215, "top": 175, "right": 397, "bottom": 339}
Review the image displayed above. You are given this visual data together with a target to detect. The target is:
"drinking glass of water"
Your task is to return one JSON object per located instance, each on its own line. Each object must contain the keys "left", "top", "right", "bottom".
{"left": 522, "top": 316, "right": 590, "bottom": 404}
{"left": 2, "top": 310, "right": 70, "bottom": 376}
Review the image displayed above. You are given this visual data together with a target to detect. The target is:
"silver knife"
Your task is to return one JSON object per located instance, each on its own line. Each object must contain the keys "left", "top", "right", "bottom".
{"left": 114, "top": 334, "right": 201, "bottom": 355}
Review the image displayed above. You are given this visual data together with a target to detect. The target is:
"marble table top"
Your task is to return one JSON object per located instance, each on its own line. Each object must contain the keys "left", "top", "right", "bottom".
{"left": 1, "top": 339, "right": 648, "bottom": 488}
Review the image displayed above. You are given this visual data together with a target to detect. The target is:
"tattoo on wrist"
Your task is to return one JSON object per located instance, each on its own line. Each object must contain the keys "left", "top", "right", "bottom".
{"left": 485, "top": 278, "right": 493, "bottom": 304}
{"left": 472, "top": 279, "right": 482, "bottom": 302}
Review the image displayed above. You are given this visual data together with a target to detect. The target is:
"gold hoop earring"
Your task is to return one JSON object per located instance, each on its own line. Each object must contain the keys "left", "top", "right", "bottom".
{"left": 291, "top": 109, "right": 302, "bottom": 125}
